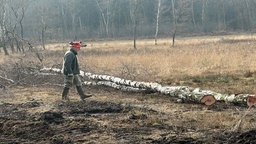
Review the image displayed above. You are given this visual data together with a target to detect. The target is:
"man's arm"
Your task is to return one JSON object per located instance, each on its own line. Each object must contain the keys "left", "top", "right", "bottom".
{"left": 63, "top": 52, "right": 74, "bottom": 75}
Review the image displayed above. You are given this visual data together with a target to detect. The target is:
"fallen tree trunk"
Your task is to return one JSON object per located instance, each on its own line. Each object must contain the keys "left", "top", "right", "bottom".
{"left": 81, "top": 71, "right": 161, "bottom": 90}
{"left": 83, "top": 81, "right": 147, "bottom": 92}
{"left": 192, "top": 88, "right": 255, "bottom": 106}
{"left": 40, "top": 67, "right": 215, "bottom": 105}
{"left": 40, "top": 67, "right": 256, "bottom": 107}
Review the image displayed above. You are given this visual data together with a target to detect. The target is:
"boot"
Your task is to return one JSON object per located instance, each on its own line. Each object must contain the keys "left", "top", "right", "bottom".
{"left": 62, "top": 87, "right": 70, "bottom": 100}
{"left": 76, "top": 86, "right": 92, "bottom": 100}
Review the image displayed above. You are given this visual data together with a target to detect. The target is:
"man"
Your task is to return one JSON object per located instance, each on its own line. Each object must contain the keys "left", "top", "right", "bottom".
{"left": 61, "top": 41, "right": 92, "bottom": 101}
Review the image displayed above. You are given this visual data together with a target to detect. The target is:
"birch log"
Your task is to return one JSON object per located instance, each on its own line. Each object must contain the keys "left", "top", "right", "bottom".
{"left": 192, "top": 88, "right": 256, "bottom": 107}
{"left": 83, "top": 81, "right": 147, "bottom": 92}
{"left": 40, "top": 67, "right": 256, "bottom": 106}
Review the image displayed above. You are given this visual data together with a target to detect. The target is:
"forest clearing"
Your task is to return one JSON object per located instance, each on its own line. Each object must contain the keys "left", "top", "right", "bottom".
{"left": 1, "top": 35, "right": 256, "bottom": 143}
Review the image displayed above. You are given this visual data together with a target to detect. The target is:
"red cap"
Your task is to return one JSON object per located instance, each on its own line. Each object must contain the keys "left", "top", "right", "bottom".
{"left": 69, "top": 41, "right": 82, "bottom": 49}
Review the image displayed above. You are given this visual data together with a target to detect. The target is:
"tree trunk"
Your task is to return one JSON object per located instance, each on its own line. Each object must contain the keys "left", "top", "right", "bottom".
{"left": 60, "top": 1, "right": 67, "bottom": 39}
{"left": 133, "top": 0, "right": 138, "bottom": 49}
{"left": 40, "top": 67, "right": 256, "bottom": 107}
{"left": 6, "top": 34, "right": 15, "bottom": 53}
{"left": 245, "top": 0, "right": 252, "bottom": 30}
{"left": 2, "top": 41, "right": 9, "bottom": 55}
{"left": 171, "top": 0, "right": 176, "bottom": 47}
{"left": 154, "top": 0, "right": 161, "bottom": 45}
{"left": 41, "top": 16, "right": 46, "bottom": 50}
{"left": 222, "top": 0, "right": 226, "bottom": 30}
{"left": 191, "top": 0, "right": 197, "bottom": 30}
{"left": 14, "top": 37, "right": 21, "bottom": 52}
{"left": 129, "top": 0, "right": 139, "bottom": 49}
{"left": 133, "top": 23, "right": 137, "bottom": 49}
{"left": 79, "top": 17, "right": 83, "bottom": 33}
{"left": 95, "top": 0, "right": 109, "bottom": 37}
{"left": 172, "top": 29, "right": 176, "bottom": 47}
{"left": 201, "top": 0, "right": 208, "bottom": 32}
{"left": 83, "top": 81, "right": 146, "bottom": 92}
{"left": 19, "top": 7, "right": 25, "bottom": 52}
{"left": 0, "top": 3, "right": 8, "bottom": 55}
{"left": 71, "top": 14, "right": 76, "bottom": 40}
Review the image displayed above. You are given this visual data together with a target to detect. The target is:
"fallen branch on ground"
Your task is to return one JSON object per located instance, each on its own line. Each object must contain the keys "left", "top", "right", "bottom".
{"left": 0, "top": 75, "right": 15, "bottom": 83}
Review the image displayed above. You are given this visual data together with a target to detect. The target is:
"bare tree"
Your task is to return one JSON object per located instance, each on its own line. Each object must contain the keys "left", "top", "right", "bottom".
{"left": 35, "top": 3, "right": 48, "bottom": 50}
{"left": 130, "top": 0, "right": 139, "bottom": 49}
{"left": 17, "top": 6, "right": 25, "bottom": 52}
{"left": 57, "top": 0, "right": 78, "bottom": 40}
{"left": 10, "top": 7, "right": 22, "bottom": 52}
{"left": 201, "top": 0, "right": 208, "bottom": 32}
{"left": 11, "top": 0, "right": 27, "bottom": 39}
{"left": 3, "top": 0, "right": 29, "bottom": 53}
{"left": 67, "top": 0, "right": 79, "bottom": 40}
{"left": 171, "top": 0, "right": 176, "bottom": 47}
{"left": 1, "top": 0, "right": 256, "bottom": 44}
{"left": 191, "top": 0, "right": 196, "bottom": 28}
{"left": 171, "top": 0, "right": 191, "bottom": 47}
{"left": 59, "top": 0, "right": 68, "bottom": 39}
{"left": 0, "top": 0, "right": 9, "bottom": 55}
{"left": 40, "top": 14, "right": 47, "bottom": 50}
{"left": 221, "top": 0, "right": 226, "bottom": 31}
{"left": 95, "top": 0, "right": 112, "bottom": 37}
{"left": 245, "top": 0, "right": 252, "bottom": 30}
{"left": 154, "top": 0, "right": 161, "bottom": 45}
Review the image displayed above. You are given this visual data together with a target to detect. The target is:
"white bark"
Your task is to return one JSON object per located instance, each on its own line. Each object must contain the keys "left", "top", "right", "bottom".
{"left": 95, "top": 0, "right": 110, "bottom": 36}
{"left": 154, "top": 0, "right": 161, "bottom": 45}
{"left": 0, "top": 75, "right": 15, "bottom": 83}
{"left": 83, "top": 81, "right": 146, "bottom": 92}
{"left": 40, "top": 67, "right": 256, "bottom": 106}
{"left": 191, "top": 0, "right": 195, "bottom": 27}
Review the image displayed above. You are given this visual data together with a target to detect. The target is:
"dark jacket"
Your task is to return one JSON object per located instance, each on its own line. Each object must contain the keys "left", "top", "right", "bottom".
{"left": 62, "top": 48, "right": 80, "bottom": 75}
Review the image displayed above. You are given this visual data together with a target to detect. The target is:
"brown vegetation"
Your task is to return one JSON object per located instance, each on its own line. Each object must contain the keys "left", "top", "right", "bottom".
{"left": 1, "top": 34, "right": 256, "bottom": 143}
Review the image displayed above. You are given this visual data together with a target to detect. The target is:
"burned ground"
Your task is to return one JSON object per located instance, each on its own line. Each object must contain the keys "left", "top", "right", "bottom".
{"left": 1, "top": 83, "right": 256, "bottom": 144}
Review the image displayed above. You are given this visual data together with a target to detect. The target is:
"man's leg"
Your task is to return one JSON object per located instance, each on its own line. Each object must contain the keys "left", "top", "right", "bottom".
{"left": 62, "top": 75, "right": 74, "bottom": 100}
{"left": 62, "top": 87, "right": 69, "bottom": 100}
{"left": 74, "top": 75, "right": 92, "bottom": 100}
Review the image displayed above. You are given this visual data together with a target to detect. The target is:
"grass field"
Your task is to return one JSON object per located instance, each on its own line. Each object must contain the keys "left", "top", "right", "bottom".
{"left": 1, "top": 34, "right": 256, "bottom": 143}
{"left": 45, "top": 34, "right": 256, "bottom": 78}
{"left": 42, "top": 34, "right": 256, "bottom": 92}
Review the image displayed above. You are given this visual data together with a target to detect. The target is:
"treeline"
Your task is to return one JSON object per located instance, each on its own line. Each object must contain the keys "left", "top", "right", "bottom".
{"left": 1, "top": 0, "right": 256, "bottom": 53}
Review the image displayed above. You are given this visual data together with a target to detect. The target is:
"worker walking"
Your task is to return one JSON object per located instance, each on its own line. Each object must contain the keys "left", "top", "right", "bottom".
{"left": 61, "top": 41, "right": 92, "bottom": 101}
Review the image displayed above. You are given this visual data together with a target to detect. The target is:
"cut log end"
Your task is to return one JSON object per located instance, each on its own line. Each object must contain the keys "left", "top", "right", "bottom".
{"left": 247, "top": 95, "right": 256, "bottom": 107}
{"left": 200, "top": 95, "right": 216, "bottom": 106}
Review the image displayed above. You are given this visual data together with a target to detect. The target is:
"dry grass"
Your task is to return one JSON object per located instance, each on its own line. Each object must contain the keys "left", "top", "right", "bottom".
{"left": 1, "top": 34, "right": 256, "bottom": 143}
{"left": 39, "top": 34, "right": 256, "bottom": 82}
{"left": 2, "top": 34, "right": 256, "bottom": 80}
